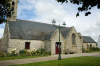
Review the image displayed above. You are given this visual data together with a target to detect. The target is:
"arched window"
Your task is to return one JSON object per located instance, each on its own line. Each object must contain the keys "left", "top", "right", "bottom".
{"left": 72, "top": 33, "right": 76, "bottom": 45}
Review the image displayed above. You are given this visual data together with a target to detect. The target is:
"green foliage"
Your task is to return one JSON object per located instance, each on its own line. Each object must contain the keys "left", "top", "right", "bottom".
{"left": 0, "top": 51, "right": 6, "bottom": 57}
{"left": 47, "top": 51, "right": 51, "bottom": 55}
{"left": 90, "top": 47, "right": 100, "bottom": 50}
{"left": 0, "top": 0, "right": 14, "bottom": 24}
{"left": 83, "top": 47, "right": 100, "bottom": 53}
{"left": 56, "top": 0, "right": 100, "bottom": 16}
{"left": 11, "top": 50, "right": 17, "bottom": 56}
{"left": 19, "top": 49, "right": 32, "bottom": 56}
{"left": 19, "top": 48, "right": 48, "bottom": 56}
{"left": 0, "top": 49, "right": 50, "bottom": 61}
{"left": 0, "top": 48, "right": 49, "bottom": 58}
{"left": 82, "top": 48, "right": 85, "bottom": 53}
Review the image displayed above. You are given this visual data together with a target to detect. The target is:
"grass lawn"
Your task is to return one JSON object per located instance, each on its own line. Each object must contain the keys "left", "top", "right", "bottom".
{"left": 0, "top": 55, "right": 49, "bottom": 61}
{"left": 12, "top": 56, "right": 100, "bottom": 66}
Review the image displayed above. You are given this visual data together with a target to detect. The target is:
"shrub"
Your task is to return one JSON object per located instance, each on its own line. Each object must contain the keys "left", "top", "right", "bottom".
{"left": 0, "top": 48, "right": 49, "bottom": 57}
{"left": 0, "top": 51, "right": 6, "bottom": 57}
{"left": 19, "top": 49, "right": 27, "bottom": 54}
{"left": 19, "top": 48, "right": 47, "bottom": 56}
{"left": 90, "top": 47, "right": 100, "bottom": 50}
{"left": 35, "top": 48, "right": 47, "bottom": 56}
{"left": 31, "top": 51, "right": 37, "bottom": 56}
{"left": 11, "top": 50, "right": 17, "bottom": 56}
{"left": 19, "top": 49, "right": 30, "bottom": 56}
{"left": 82, "top": 48, "right": 85, "bottom": 53}
{"left": 47, "top": 51, "right": 51, "bottom": 55}
{"left": 6, "top": 53, "right": 11, "bottom": 57}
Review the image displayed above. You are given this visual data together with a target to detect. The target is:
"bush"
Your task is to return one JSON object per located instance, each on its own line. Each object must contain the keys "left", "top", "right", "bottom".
{"left": 19, "top": 48, "right": 48, "bottom": 56}
{"left": 35, "top": 48, "right": 47, "bottom": 56}
{"left": 47, "top": 51, "right": 51, "bottom": 55}
{"left": 0, "top": 48, "right": 49, "bottom": 57}
{"left": 0, "top": 51, "right": 6, "bottom": 57}
{"left": 90, "top": 47, "right": 100, "bottom": 50}
{"left": 82, "top": 48, "right": 85, "bottom": 53}
{"left": 11, "top": 50, "right": 17, "bottom": 56}
{"left": 19, "top": 49, "right": 31, "bottom": 56}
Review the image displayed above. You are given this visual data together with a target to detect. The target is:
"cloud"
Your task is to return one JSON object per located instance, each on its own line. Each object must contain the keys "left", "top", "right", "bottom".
{"left": 78, "top": 14, "right": 100, "bottom": 41}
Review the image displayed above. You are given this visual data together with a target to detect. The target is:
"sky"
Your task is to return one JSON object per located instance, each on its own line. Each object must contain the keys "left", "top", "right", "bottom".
{"left": 0, "top": 0, "right": 100, "bottom": 41}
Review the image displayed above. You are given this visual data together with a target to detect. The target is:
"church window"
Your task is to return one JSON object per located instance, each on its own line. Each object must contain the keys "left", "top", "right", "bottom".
{"left": 25, "top": 42, "right": 30, "bottom": 49}
{"left": 72, "top": 33, "right": 76, "bottom": 45}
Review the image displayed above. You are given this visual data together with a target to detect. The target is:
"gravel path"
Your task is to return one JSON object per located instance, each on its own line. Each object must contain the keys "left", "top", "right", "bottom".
{"left": 0, "top": 52, "right": 100, "bottom": 66}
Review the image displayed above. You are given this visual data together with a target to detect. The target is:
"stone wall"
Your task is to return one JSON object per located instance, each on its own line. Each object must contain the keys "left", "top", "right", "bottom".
{"left": 50, "top": 29, "right": 65, "bottom": 55}
{"left": 1, "top": 23, "right": 10, "bottom": 53}
{"left": 8, "top": 39, "right": 44, "bottom": 53}
{"left": 83, "top": 43, "right": 97, "bottom": 50}
{"left": 65, "top": 27, "right": 82, "bottom": 54}
{"left": 44, "top": 40, "right": 51, "bottom": 52}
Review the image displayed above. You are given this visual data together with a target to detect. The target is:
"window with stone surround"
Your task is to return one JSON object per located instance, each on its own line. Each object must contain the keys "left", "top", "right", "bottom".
{"left": 72, "top": 33, "right": 76, "bottom": 45}
{"left": 25, "top": 42, "right": 30, "bottom": 49}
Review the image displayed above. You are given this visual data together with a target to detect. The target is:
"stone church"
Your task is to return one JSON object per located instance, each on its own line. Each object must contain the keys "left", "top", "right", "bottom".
{"left": 0, "top": 0, "right": 97, "bottom": 54}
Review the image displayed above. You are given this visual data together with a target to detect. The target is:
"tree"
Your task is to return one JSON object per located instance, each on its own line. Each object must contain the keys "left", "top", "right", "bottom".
{"left": 57, "top": 0, "right": 100, "bottom": 17}
{"left": 0, "top": 0, "right": 13, "bottom": 24}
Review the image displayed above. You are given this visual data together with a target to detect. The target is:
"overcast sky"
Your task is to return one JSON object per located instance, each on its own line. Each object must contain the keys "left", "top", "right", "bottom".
{"left": 0, "top": 0, "right": 100, "bottom": 41}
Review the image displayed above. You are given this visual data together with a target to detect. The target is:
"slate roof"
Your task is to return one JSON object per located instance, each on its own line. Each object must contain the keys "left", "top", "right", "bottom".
{"left": 61, "top": 27, "right": 72, "bottom": 38}
{"left": 8, "top": 19, "right": 71, "bottom": 40}
{"left": 82, "top": 36, "right": 96, "bottom": 43}
{"left": 43, "top": 31, "right": 55, "bottom": 40}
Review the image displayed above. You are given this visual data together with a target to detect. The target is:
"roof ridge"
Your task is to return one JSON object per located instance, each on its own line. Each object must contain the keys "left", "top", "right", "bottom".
{"left": 82, "top": 36, "right": 90, "bottom": 37}
{"left": 17, "top": 19, "right": 58, "bottom": 27}
{"left": 17, "top": 19, "right": 71, "bottom": 28}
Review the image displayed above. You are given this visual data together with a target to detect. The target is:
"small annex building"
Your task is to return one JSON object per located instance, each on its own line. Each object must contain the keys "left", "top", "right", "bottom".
{"left": 82, "top": 36, "right": 97, "bottom": 50}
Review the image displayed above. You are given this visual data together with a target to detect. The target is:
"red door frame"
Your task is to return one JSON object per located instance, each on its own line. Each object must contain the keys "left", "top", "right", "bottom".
{"left": 55, "top": 42, "right": 61, "bottom": 54}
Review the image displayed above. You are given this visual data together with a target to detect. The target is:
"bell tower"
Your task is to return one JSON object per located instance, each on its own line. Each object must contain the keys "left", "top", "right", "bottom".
{"left": 7, "top": 0, "right": 18, "bottom": 21}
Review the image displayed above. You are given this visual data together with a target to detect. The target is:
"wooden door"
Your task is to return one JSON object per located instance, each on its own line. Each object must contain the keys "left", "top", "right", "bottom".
{"left": 55, "top": 42, "right": 61, "bottom": 54}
